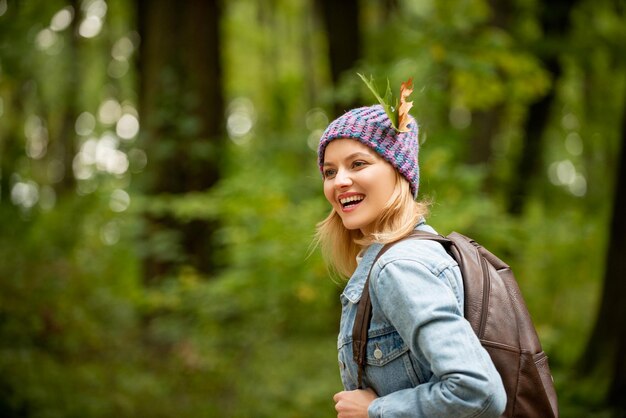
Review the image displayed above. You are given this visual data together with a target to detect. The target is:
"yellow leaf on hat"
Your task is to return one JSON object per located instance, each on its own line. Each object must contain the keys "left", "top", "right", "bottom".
{"left": 397, "top": 78, "right": 414, "bottom": 132}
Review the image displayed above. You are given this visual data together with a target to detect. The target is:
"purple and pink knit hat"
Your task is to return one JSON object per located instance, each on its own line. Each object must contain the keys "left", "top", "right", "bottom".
{"left": 317, "top": 104, "right": 420, "bottom": 197}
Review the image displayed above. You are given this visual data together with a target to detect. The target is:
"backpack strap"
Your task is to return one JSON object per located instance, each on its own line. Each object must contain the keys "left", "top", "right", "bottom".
{"left": 352, "top": 230, "right": 450, "bottom": 388}
{"left": 352, "top": 242, "right": 393, "bottom": 389}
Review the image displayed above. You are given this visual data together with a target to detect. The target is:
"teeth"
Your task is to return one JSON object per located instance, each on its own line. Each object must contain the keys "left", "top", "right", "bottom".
{"left": 339, "top": 195, "right": 364, "bottom": 205}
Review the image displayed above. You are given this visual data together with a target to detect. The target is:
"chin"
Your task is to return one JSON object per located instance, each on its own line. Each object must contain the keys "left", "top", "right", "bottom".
{"left": 339, "top": 219, "right": 361, "bottom": 231}
{"left": 340, "top": 218, "right": 368, "bottom": 232}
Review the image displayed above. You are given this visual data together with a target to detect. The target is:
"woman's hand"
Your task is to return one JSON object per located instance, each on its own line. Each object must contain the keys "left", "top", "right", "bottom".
{"left": 333, "top": 388, "right": 378, "bottom": 418}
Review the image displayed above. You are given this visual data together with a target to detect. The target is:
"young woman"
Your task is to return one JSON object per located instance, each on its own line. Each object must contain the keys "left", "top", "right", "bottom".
{"left": 316, "top": 104, "right": 507, "bottom": 417}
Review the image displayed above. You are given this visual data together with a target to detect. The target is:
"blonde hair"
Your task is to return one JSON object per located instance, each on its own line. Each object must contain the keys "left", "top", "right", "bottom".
{"left": 315, "top": 171, "right": 429, "bottom": 278}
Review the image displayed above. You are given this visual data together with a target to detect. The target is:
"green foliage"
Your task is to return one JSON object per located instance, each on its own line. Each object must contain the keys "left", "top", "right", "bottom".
{"left": 1, "top": 0, "right": 625, "bottom": 416}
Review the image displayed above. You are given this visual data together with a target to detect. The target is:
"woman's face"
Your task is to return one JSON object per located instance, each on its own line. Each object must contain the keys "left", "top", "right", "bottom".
{"left": 322, "top": 139, "right": 397, "bottom": 234}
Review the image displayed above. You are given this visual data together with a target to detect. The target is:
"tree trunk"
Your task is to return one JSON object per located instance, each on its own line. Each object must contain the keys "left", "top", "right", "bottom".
{"left": 136, "top": 0, "right": 224, "bottom": 280}
{"left": 316, "top": 0, "right": 361, "bottom": 116}
{"left": 507, "top": 0, "right": 578, "bottom": 215}
{"left": 466, "top": 107, "right": 503, "bottom": 166}
{"left": 609, "top": 319, "right": 626, "bottom": 409}
{"left": 464, "top": 0, "right": 513, "bottom": 168}
{"left": 582, "top": 92, "right": 626, "bottom": 409}
{"left": 507, "top": 58, "right": 560, "bottom": 215}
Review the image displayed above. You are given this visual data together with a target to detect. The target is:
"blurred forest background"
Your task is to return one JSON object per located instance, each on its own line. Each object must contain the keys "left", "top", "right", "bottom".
{"left": 1, "top": 0, "right": 625, "bottom": 417}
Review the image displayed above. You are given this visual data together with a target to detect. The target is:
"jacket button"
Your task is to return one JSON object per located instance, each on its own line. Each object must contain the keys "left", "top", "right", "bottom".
{"left": 373, "top": 348, "right": 383, "bottom": 360}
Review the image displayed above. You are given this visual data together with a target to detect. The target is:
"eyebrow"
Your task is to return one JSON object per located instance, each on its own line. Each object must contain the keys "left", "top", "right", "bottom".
{"left": 323, "top": 152, "right": 374, "bottom": 166}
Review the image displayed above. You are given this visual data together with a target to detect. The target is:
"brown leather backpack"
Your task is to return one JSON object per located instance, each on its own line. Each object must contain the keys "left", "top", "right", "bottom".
{"left": 352, "top": 230, "right": 559, "bottom": 418}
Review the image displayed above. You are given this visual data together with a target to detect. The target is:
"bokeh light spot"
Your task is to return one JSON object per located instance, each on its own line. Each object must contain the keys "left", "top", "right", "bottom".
{"left": 565, "top": 132, "right": 583, "bottom": 156}
{"left": 110, "top": 189, "right": 130, "bottom": 212}
{"left": 116, "top": 114, "right": 139, "bottom": 140}
{"left": 79, "top": 15, "right": 102, "bottom": 38}
{"left": 35, "top": 29, "right": 58, "bottom": 50}
{"left": 569, "top": 174, "right": 587, "bottom": 197}
{"left": 305, "top": 108, "right": 328, "bottom": 131}
{"left": 24, "top": 116, "right": 48, "bottom": 159}
{"left": 128, "top": 148, "right": 148, "bottom": 173}
{"left": 76, "top": 112, "right": 96, "bottom": 136}
{"left": 11, "top": 181, "right": 39, "bottom": 209}
{"left": 98, "top": 98, "right": 122, "bottom": 125}
{"left": 108, "top": 58, "right": 129, "bottom": 79}
{"left": 50, "top": 7, "right": 74, "bottom": 32}
{"left": 112, "top": 37, "right": 134, "bottom": 60}
{"left": 85, "top": 0, "right": 107, "bottom": 18}
{"left": 226, "top": 98, "right": 256, "bottom": 145}
{"left": 101, "top": 220, "right": 120, "bottom": 245}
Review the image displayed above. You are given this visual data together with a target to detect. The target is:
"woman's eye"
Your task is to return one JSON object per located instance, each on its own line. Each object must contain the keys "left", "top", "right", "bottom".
{"left": 324, "top": 168, "right": 336, "bottom": 178}
{"left": 352, "top": 160, "right": 367, "bottom": 168}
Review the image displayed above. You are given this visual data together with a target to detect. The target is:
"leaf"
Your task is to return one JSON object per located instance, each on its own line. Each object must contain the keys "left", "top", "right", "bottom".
{"left": 357, "top": 73, "right": 398, "bottom": 129}
{"left": 397, "top": 77, "right": 414, "bottom": 132}
{"left": 357, "top": 73, "right": 414, "bottom": 132}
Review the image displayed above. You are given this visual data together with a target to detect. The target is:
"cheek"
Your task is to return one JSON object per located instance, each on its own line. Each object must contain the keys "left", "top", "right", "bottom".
{"left": 372, "top": 168, "right": 397, "bottom": 200}
{"left": 323, "top": 182, "right": 335, "bottom": 206}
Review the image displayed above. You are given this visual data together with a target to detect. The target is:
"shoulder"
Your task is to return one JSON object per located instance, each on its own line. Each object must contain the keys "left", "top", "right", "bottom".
{"left": 375, "top": 233, "right": 458, "bottom": 278}
{"left": 370, "top": 227, "right": 464, "bottom": 313}
{"left": 368, "top": 230, "right": 465, "bottom": 312}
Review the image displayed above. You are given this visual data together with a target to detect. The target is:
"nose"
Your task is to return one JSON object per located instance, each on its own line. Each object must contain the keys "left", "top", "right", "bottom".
{"left": 334, "top": 168, "right": 352, "bottom": 189}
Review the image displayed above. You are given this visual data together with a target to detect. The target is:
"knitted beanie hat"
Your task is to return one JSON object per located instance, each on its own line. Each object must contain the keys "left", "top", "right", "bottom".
{"left": 317, "top": 104, "right": 420, "bottom": 197}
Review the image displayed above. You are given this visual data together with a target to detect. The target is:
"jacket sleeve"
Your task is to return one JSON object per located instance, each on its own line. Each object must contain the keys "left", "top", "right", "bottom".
{"left": 367, "top": 257, "right": 507, "bottom": 418}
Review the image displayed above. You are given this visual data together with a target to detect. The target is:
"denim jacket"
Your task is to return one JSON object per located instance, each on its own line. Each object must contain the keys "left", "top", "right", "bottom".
{"left": 337, "top": 224, "right": 506, "bottom": 417}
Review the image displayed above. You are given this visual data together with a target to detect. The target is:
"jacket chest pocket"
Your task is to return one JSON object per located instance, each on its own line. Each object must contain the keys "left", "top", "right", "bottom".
{"left": 364, "top": 328, "right": 427, "bottom": 395}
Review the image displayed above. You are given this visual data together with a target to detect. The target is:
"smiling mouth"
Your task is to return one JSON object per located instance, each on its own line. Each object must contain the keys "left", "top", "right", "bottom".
{"left": 339, "top": 194, "right": 365, "bottom": 209}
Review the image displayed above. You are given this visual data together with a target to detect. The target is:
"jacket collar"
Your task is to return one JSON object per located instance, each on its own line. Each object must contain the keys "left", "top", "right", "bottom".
{"left": 341, "top": 219, "right": 430, "bottom": 304}
{"left": 342, "top": 242, "right": 384, "bottom": 304}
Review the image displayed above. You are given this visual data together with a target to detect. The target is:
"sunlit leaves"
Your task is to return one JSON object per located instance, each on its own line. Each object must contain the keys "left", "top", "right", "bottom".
{"left": 450, "top": 44, "right": 551, "bottom": 110}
